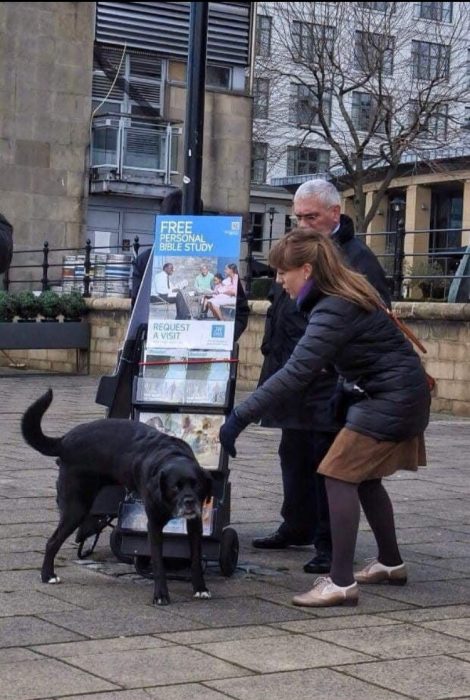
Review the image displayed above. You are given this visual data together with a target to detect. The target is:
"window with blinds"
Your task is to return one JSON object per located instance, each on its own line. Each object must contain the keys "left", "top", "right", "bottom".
{"left": 92, "top": 46, "right": 164, "bottom": 118}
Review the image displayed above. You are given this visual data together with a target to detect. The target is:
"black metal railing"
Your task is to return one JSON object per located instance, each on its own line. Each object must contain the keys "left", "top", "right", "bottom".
{"left": 3, "top": 226, "right": 469, "bottom": 303}
{"left": 242, "top": 225, "right": 470, "bottom": 302}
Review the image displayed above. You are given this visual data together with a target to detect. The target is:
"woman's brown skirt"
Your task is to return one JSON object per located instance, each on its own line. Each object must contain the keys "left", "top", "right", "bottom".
{"left": 318, "top": 427, "right": 427, "bottom": 484}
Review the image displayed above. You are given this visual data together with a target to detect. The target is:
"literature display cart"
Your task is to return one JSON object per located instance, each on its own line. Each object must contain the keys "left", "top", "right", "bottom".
{"left": 92, "top": 215, "right": 243, "bottom": 578}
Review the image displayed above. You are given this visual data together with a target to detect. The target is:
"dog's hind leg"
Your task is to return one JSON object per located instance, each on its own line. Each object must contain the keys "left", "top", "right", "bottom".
{"left": 187, "top": 516, "right": 211, "bottom": 599}
{"left": 42, "top": 497, "right": 93, "bottom": 583}
{"left": 147, "top": 522, "right": 170, "bottom": 606}
{"left": 42, "top": 471, "right": 97, "bottom": 583}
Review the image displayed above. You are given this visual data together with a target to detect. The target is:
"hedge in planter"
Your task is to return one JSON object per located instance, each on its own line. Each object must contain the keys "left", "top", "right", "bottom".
{"left": 16, "top": 290, "right": 41, "bottom": 321}
{"left": 39, "top": 290, "right": 62, "bottom": 320}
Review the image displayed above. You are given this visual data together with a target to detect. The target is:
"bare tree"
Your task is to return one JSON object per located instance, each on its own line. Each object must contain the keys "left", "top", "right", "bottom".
{"left": 254, "top": 2, "right": 470, "bottom": 230}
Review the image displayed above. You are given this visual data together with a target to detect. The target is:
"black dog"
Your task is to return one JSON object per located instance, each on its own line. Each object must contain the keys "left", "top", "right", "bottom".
{"left": 21, "top": 390, "right": 212, "bottom": 605}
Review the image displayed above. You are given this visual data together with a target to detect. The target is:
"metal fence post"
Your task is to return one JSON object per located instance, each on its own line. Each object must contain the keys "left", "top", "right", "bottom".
{"left": 133, "top": 236, "right": 140, "bottom": 258}
{"left": 83, "top": 238, "right": 92, "bottom": 298}
{"left": 41, "top": 241, "right": 49, "bottom": 292}
{"left": 3, "top": 267, "right": 9, "bottom": 291}
{"left": 392, "top": 215, "right": 406, "bottom": 301}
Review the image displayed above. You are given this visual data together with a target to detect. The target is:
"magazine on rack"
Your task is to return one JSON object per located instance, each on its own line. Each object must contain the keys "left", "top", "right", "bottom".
{"left": 138, "top": 411, "right": 224, "bottom": 470}
{"left": 147, "top": 215, "right": 242, "bottom": 352}
{"left": 136, "top": 348, "right": 232, "bottom": 406}
{"left": 120, "top": 496, "right": 215, "bottom": 536}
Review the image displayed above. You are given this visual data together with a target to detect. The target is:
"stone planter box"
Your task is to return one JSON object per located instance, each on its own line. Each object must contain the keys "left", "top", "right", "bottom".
{"left": 0, "top": 321, "right": 90, "bottom": 372}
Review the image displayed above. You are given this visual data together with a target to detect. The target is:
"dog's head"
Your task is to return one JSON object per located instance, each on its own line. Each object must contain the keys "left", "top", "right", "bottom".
{"left": 150, "top": 458, "right": 212, "bottom": 520}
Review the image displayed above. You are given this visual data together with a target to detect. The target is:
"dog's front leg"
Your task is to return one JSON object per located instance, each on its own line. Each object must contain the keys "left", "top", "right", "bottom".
{"left": 147, "top": 522, "right": 170, "bottom": 606}
{"left": 187, "top": 516, "right": 211, "bottom": 599}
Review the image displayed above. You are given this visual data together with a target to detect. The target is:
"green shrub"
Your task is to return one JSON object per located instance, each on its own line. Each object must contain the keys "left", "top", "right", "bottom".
{"left": 59, "top": 291, "right": 88, "bottom": 320}
{"left": 0, "top": 291, "right": 18, "bottom": 321}
{"left": 405, "top": 259, "right": 446, "bottom": 300}
{"left": 16, "top": 290, "right": 41, "bottom": 320}
{"left": 39, "top": 290, "right": 62, "bottom": 319}
{"left": 250, "top": 277, "right": 273, "bottom": 300}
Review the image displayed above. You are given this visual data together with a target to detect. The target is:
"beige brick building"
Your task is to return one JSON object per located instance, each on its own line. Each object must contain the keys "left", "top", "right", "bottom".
{"left": 0, "top": 2, "right": 254, "bottom": 285}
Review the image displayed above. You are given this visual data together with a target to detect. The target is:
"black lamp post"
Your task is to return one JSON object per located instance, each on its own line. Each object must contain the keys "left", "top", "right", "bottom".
{"left": 390, "top": 197, "right": 406, "bottom": 301}
{"left": 268, "top": 206, "right": 277, "bottom": 245}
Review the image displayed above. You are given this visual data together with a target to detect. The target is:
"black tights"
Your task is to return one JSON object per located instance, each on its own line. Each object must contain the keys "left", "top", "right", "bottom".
{"left": 325, "top": 477, "right": 402, "bottom": 587}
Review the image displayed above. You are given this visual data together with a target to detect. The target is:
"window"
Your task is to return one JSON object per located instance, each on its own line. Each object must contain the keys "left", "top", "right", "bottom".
{"left": 289, "top": 84, "right": 331, "bottom": 126}
{"left": 253, "top": 78, "right": 270, "bottom": 119}
{"left": 286, "top": 147, "right": 330, "bottom": 176}
{"left": 359, "top": 2, "right": 393, "bottom": 10}
{"left": 256, "top": 15, "right": 272, "bottom": 57}
{"left": 355, "top": 31, "right": 394, "bottom": 76}
{"left": 249, "top": 213, "right": 264, "bottom": 253}
{"left": 92, "top": 48, "right": 163, "bottom": 118}
{"left": 251, "top": 142, "right": 268, "bottom": 183}
{"left": 206, "top": 65, "right": 231, "bottom": 89}
{"left": 292, "top": 21, "right": 335, "bottom": 61}
{"left": 351, "top": 92, "right": 390, "bottom": 133}
{"left": 416, "top": 2, "right": 453, "bottom": 22}
{"left": 410, "top": 101, "right": 449, "bottom": 138}
{"left": 412, "top": 41, "right": 450, "bottom": 81}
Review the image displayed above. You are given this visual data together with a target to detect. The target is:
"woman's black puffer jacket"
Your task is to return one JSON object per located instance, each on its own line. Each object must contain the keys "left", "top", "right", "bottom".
{"left": 236, "top": 292, "right": 431, "bottom": 442}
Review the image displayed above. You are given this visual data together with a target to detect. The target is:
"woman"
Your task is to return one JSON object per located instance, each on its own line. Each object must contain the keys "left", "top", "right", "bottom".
{"left": 220, "top": 229, "right": 430, "bottom": 608}
{"left": 199, "top": 272, "right": 224, "bottom": 317}
{"left": 207, "top": 263, "right": 238, "bottom": 321}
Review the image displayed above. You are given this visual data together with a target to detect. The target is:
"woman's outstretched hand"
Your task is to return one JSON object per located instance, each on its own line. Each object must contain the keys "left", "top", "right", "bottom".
{"left": 219, "top": 411, "right": 249, "bottom": 458}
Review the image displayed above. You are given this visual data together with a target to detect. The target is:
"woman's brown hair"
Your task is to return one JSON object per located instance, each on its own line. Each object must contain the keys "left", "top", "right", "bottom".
{"left": 269, "top": 228, "right": 383, "bottom": 311}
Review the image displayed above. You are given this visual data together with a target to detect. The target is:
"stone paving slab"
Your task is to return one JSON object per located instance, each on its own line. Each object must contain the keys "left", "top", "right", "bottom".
{"left": 0, "top": 616, "right": 85, "bottom": 648}
{"left": 61, "top": 646, "right": 252, "bottom": 689}
{"left": 0, "top": 590, "right": 83, "bottom": 616}
{"left": 365, "top": 579, "right": 470, "bottom": 607}
{"left": 340, "top": 655, "right": 470, "bottom": 700}
{"left": 55, "top": 688, "right": 233, "bottom": 700}
{"left": 191, "top": 632, "right": 373, "bottom": 672}
{"left": 207, "top": 668, "right": 410, "bottom": 699}
{"left": 32, "top": 635, "right": 176, "bottom": 658}
{"left": 158, "top": 623, "right": 286, "bottom": 645}
{"left": 275, "top": 614, "right": 402, "bottom": 634}
{"left": 421, "top": 618, "right": 470, "bottom": 641}
{"left": 1, "top": 657, "right": 118, "bottom": 700}
{"left": 311, "top": 622, "right": 470, "bottom": 659}
{"left": 37, "top": 607, "right": 203, "bottom": 638}
{"left": 377, "top": 604, "right": 470, "bottom": 623}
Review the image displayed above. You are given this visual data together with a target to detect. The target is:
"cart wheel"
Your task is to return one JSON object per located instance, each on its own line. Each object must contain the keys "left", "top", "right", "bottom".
{"left": 77, "top": 532, "right": 100, "bottom": 560}
{"left": 109, "top": 528, "right": 133, "bottom": 565}
{"left": 219, "top": 527, "right": 239, "bottom": 577}
{"left": 134, "top": 555, "right": 153, "bottom": 579}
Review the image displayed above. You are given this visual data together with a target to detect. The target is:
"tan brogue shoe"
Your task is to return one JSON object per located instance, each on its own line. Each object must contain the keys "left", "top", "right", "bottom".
{"left": 292, "top": 576, "right": 359, "bottom": 608}
{"left": 354, "top": 559, "right": 407, "bottom": 585}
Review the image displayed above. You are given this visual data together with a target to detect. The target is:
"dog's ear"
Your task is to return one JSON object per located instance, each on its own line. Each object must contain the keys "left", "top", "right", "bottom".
{"left": 148, "top": 468, "right": 167, "bottom": 504}
{"left": 202, "top": 470, "right": 212, "bottom": 504}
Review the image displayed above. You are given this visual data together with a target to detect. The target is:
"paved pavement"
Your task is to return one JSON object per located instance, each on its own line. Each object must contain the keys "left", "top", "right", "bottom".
{"left": 1, "top": 370, "right": 469, "bottom": 700}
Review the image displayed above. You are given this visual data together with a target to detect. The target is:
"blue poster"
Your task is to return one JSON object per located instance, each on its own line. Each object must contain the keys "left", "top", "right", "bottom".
{"left": 146, "top": 215, "right": 242, "bottom": 351}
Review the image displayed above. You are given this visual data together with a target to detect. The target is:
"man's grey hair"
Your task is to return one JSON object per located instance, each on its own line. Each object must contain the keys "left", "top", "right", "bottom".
{"left": 294, "top": 179, "right": 341, "bottom": 208}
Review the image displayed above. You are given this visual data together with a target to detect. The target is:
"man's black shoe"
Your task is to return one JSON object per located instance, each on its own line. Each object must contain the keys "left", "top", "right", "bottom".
{"left": 303, "top": 551, "right": 332, "bottom": 574}
{"left": 252, "top": 531, "right": 313, "bottom": 549}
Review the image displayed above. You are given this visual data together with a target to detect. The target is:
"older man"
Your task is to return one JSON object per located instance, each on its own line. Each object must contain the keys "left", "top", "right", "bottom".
{"left": 253, "top": 179, "right": 390, "bottom": 575}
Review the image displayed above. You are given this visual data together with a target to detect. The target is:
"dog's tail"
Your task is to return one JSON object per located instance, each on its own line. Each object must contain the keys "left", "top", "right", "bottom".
{"left": 21, "top": 389, "right": 61, "bottom": 457}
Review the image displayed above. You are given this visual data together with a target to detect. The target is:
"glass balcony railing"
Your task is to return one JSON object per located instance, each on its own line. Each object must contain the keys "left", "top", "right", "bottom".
{"left": 90, "top": 116, "right": 179, "bottom": 183}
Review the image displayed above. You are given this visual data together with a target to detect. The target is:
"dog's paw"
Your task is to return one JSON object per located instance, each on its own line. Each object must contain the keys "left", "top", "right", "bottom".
{"left": 46, "top": 575, "right": 61, "bottom": 584}
{"left": 153, "top": 595, "right": 170, "bottom": 606}
{"left": 194, "top": 590, "right": 212, "bottom": 599}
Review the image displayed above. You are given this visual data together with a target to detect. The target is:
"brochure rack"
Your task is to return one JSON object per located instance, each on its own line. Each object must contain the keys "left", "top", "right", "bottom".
{"left": 88, "top": 214, "right": 242, "bottom": 578}
{"left": 109, "top": 326, "right": 239, "bottom": 577}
